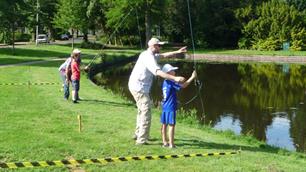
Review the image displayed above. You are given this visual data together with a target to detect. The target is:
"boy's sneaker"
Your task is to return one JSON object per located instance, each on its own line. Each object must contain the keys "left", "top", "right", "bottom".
{"left": 73, "top": 100, "right": 78, "bottom": 104}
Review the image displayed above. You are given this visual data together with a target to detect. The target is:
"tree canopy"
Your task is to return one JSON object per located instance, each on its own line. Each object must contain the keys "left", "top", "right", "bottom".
{"left": 1, "top": 0, "right": 306, "bottom": 50}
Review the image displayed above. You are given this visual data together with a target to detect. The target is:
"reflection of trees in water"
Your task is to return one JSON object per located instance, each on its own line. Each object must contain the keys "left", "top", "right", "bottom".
{"left": 199, "top": 63, "right": 273, "bottom": 140}
{"left": 235, "top": 64, "right": 306, "bottom": 142}
{"left": 236, "top": 64, "right": 306, "bottom": 110}
{"left": 290, "top": 103, "right": 306, "bottom": 152}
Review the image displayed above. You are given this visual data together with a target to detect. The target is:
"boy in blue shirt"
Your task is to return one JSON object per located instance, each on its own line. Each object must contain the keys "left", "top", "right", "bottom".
{"left": 160, "top": 64, "right": 197, "bottom": 148}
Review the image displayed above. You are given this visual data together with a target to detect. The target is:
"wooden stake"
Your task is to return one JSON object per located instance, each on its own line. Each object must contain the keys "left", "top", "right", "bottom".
{"left": 78, "top": 115, "right": 82, "bottom": 132}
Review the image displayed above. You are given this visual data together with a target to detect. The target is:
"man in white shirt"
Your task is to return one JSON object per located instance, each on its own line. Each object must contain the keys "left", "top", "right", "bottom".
{"left": 128, "top": 37, "right": 187, "bottom": 145}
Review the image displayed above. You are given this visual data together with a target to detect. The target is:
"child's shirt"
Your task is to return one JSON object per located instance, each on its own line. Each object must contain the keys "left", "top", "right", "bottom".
{"left": 71, "top": 60, "right": 80, "bottom": 81}
{"left": 161, "top": 79, "right": 182, "bottom": 112}
{"left": 58, "top": 57, "right": 72, "bottom": 74}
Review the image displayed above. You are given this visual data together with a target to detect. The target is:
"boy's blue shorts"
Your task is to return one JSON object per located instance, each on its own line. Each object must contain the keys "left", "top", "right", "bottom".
{"left": 160, "top": 111, "right": 176, "bottom": 125}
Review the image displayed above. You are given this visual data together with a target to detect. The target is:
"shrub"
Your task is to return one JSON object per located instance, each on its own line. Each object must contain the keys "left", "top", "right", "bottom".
{"left": 176, "top": 108, "right": 199, "bottom": 125}
{"left": 252, "top": 37, "right": 281, "bottom": 51}
{"left": 238, "top": 37, "right": 252, "bottom": 49}
{"left": 80, "top": 41, "right": 104, "bottom": 49}
{"left": 15, "top": 33, "right": 31, "bottom": 42}
{"left": 290, "top": 28, "right": 306, "bottom": 51}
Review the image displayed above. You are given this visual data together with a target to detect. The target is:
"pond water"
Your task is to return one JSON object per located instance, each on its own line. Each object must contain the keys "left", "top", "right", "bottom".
{"left": 93, "top": 61, "right": 306, "bottom": 152}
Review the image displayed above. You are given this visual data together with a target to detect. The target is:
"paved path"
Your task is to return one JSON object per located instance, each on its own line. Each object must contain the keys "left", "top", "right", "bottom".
{"left": 186, "top": 54, "right": 306, "bottom": 64}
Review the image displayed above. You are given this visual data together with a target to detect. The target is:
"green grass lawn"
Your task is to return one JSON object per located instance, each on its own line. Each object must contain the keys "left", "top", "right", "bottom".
{"left": 0, "top": 46, "right": 306, "bottom": 171}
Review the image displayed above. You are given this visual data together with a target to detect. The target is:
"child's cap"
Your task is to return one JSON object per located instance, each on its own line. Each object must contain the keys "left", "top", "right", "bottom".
{"left": 162, "top": 64, "right": 178, "bottom": 73}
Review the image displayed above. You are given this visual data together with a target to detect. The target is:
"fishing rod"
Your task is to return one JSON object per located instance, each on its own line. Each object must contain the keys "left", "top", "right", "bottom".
{"left": 86, "top": 7, "right": 137, "bottom": 69}
{"left": 185, "top": 0, "right": 205, "bottom": 118}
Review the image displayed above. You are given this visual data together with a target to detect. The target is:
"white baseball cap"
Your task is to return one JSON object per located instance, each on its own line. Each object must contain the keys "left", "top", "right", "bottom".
{"left": 72, "top": 49, "right": 81, "bottom": 54}
{"left": 162, "top": 64, "right": 178, "bottom": 73}
{"left": 148, "top": 38, "right": 166, "bottom": 46}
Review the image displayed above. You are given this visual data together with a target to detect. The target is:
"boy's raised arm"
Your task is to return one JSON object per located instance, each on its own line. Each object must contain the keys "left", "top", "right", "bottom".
{"left": 181, "top": 70, "right": 197, "bottom": 88}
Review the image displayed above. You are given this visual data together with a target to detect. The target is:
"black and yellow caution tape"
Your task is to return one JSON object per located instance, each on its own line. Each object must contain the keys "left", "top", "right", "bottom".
{"left": 0, "top": 151, "right": 240, "bottom": 169}
{"left": 0, "top": 82, "right": 60, "bottom": 86}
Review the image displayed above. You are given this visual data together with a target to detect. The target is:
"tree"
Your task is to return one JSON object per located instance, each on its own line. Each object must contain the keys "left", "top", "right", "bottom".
{"left": 86, "top": 0, "right": 107, "bottom": 36}
{"left": 102, "top": 0, "right": 166, "bottom": 47}
{"left": 39, "top": 0, "right": 59, "bottom": 41}
{"left": 25, "top": 0, "right": 59, "bottom": 42}
{"left": 0, "top": 0, "right": 29, "bottom": 53}
{"left": 286, "top": 0, "right": 306, "bottom": 11}
{"left": 162, "top": 0, "right": 242, "bottom": 48}
{"left": 236, "top": 0, "right": 306, "bottom": 50}
{"left": 54, "top": 0, "right": 89, "bottom": 48}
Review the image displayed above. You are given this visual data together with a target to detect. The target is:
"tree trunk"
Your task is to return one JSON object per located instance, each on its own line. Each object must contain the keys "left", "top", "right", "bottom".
{"left": 119, "top": 37, "right": 123, "bottom": 46}
{"left": 12, "top": 23, "right": 15, "bottom": 55}
{"left": 83, "top": 34, "right": 88, "bottom": 42}
{"left": 145, "top": 1, "right": 152, "bottom": 47}
{"left": 32, "top": 27, "right": 36, "bottom": 42}
{"left": 83, "top": 29, "right": 88, "bottom": 42}
{"left": 48, "top": 26, "right": 55, "bottom": 42}
{"left": 128, "top": 37, "right": 132, "bottom": 47}
{"left": 72, "top": 29, "right": 74, "bottom": 49}
{"left": 114, "top": 35, "right": 117, "bottom": 46}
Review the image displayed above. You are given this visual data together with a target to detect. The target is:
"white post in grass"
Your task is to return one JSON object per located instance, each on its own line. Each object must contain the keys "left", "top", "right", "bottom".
{"left": 78, "top": 115, "right": 82, "bottom": 132}
{"left": 35, "top": 0, "right": 39, "bottom": 46}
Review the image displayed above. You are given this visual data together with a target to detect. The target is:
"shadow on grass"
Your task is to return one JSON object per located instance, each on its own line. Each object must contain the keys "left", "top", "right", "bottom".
{"left": 81, "top": 99, "right": 134, "bottom": 107}
{"left": 0, "top": 48, "right": 68, "bottom": 58}
{"left": 175, "top": 138, "right": 284, "bottom": 154}
{"left": 15, "top": 53, "right": 96, "bottom": 68}
{"left": 0, "top": 58, "right": 42, "bottom": 65}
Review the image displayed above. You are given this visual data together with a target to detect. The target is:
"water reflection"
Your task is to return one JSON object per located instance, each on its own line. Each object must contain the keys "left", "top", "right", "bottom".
{"left": 214, "top": 115, "right": 241, "bottom": 135}
{"left": 92, "top": 62, "right": 306, "bottom": 152}
{"left": 267, "top": 115, "right": 295, "bottom": 150}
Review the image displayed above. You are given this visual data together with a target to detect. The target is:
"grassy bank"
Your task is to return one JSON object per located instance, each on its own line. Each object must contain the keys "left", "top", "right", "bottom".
{"left": 0, "top": 46, "right": 306, "bottom": 171}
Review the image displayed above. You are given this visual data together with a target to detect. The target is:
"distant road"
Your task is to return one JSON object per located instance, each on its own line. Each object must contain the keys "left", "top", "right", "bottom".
{"left": 0, "top": 37, "right": 83, "bottom": 48}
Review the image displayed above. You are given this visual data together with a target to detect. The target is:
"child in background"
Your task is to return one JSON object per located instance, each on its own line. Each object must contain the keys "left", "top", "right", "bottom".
{"left": 160, "top": 64, "right": 197, "bottom": 148}
{"left": 58, "top": 56, "right": 72, "bottom": 100}
{"left": 70, "top": 49, "right": 81, "bottom": 103}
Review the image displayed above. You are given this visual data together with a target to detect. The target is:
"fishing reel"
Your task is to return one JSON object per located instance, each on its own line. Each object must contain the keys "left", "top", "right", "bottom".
{"left": 195, "top": 79, "right": 201, "bottom": 86}
{"left": 84, "top": 65, "right": 90, "bottom": 73}
{"left": 194, "top": 79, "right": 203, "bottom": 91}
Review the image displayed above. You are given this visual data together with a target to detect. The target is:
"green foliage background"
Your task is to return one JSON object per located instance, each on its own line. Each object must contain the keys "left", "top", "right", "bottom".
{"left": 1, "top": 0, "right": 306, "bottom": 50}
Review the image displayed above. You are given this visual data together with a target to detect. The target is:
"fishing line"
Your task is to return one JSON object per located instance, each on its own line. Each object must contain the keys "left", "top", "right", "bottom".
{"left": 87, "top": 7, "right": 136, "bottom": 68}
{"left": 186, "top": 0, "right": 205, "bottom": 118}
{"left": 136, "top": 8, "right": 143, "bottom": 50}
{"left": 186, "top": 0, "right": 196, "bottom": 70}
